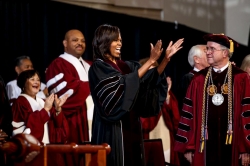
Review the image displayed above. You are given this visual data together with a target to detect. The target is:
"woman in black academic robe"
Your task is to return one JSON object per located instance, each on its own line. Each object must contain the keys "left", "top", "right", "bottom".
{"left": 89, "top": 24, "right": 184, "bottom": 166}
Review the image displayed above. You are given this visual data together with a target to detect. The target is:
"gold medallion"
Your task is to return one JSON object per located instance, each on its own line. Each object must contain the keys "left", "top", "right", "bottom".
{"left": 221, "top": 83, "right": 228, "bottom": 94}
{"left": 207, "top": 85, "right": 217, "bottom": 96}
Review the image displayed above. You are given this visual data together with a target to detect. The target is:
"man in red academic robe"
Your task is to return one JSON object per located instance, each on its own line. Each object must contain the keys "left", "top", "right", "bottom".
{"left": 45, "top": 29, "right": 93, "bottom": 166}
{"left": 174, "top": 33, "right": 250, "bottom": 166}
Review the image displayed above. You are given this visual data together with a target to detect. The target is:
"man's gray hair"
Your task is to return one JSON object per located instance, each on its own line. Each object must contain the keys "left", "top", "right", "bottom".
{"left": 188, "top": 45, "right": 205, "bottom": 67}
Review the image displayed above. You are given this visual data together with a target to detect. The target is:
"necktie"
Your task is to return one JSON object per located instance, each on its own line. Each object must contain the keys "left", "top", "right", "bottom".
{"left": 80, "top": 60, "right": 87, "bottom": 73}
{"left": 80, "top": 60, "right": 86, "bottom": 70}
{"left": 217, "top": 70, "right": 221, "bottom": 73}
{"left": 80, "top": 60, "right": 84, "bottom": 67}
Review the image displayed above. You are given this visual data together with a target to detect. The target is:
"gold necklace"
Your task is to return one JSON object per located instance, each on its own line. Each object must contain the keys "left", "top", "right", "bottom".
{"left": 208, "top": 69, "right": 228, "bottom": 106}
{"left": 221, "top": 83, "right": 228, "bottom": 94}
{"left": 207, "top": 69, "right": 228, "bottom": 98}
{"left": 199, "top": 63, "right": 233, "bottom": 153}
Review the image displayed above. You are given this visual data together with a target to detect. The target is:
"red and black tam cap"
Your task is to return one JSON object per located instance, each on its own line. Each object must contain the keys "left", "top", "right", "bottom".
{"left": 203, "top": 33, "right": 239, "bottom": 53}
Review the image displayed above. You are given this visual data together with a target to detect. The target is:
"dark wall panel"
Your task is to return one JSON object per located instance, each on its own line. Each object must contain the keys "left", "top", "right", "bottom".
{"left": 0, "top": 1, "right": 249, "bottom": 96}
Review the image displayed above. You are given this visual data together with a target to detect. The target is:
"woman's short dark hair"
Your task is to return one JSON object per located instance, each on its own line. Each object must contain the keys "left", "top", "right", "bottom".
{"left": 17, "top": 69, "right": 41, "bottom": 91}
{"left": 92, "top": 24, "right": 121, "bottom": 60}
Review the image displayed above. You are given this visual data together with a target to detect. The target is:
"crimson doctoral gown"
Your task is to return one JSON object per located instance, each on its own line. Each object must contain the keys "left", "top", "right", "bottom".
{"left": 45, "top": 53, "right": 92, "bottom": 144}
{"left": 174, "top": 64, "right": 250, "bottom": 166}
{"left": 45, "top": 53, "right": 92, "bottom": 166}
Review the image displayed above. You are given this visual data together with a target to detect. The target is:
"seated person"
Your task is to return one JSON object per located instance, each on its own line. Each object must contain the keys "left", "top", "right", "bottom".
{"left": 11, "top": 69, "right": 69, "bottom": 144}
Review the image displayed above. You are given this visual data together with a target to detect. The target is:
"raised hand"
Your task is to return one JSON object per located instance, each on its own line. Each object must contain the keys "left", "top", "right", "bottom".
{"left": 165, "top": 38, "right": 184, "bottom": 60}
{"left": 149, "top": 40, "right": 164, "bottom": 63}
{"left": 44, "top": 93, "right": 55, "bottom": 112}
{"left": 54, "top": 94, "right": 69, "bottom": 112}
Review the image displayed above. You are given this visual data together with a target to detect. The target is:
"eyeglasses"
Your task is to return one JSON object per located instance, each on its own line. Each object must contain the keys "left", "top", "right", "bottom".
{"left": 204, "top": 47, "right": 225, "bottom": 53}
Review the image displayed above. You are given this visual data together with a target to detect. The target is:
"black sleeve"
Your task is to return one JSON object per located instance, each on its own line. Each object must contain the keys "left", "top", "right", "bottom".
{"left": 133, "top": 68, "right": 167, "bottom": 117}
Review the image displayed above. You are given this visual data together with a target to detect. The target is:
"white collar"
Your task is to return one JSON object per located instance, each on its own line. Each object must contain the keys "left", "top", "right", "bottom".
{"left": 20, "top": 94, "right": 44, "bottom": 112}
{"left": 193, "top": 67, "right": 200, "bottom": 72}
{"left": 60, "top": 52, "right": 90, "bottom": 81}
{"left": 213, "top": 62, "right": 229, "bottom": 72}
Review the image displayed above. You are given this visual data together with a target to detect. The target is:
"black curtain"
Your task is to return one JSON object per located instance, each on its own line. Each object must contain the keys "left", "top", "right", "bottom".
{"left": 1, "top": 0, "right": 249, "bottom": 97}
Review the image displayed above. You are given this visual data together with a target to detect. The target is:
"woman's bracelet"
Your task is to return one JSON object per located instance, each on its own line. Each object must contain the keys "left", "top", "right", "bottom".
{"left": 56, "top": 111, "right": 61, "bottom": 116}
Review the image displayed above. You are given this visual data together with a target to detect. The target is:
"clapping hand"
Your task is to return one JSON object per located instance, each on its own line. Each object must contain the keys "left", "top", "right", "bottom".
{"left": 44, "top": 93, "right": 68, "bottom": 113}
{"left": 149, "top": 40, "right": 164, "bottom": 64}
{"left": 44, "top": 93, "right": 55, "bottom": 112}
{"left": 165, "top": 38, "right": 184, "bottom": 60}
{"left": 54, "top": 94, "right": 69, "bottom": 113}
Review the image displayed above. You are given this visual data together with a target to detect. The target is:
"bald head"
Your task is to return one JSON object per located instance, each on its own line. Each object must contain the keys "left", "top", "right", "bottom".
{"left": 63, "top": 29, "right": 86, "bottom": 58}
{"left": 64, "top": 29, "right": 80, "bottom": 39}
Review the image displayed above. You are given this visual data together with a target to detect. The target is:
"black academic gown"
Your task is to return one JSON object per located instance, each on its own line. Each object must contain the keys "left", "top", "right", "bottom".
{"left": 88, "top": 59, "right": 167, "bottom": 166}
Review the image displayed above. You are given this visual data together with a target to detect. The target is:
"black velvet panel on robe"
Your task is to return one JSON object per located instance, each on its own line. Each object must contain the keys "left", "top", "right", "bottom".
{"left": 206, "top": 69, "right": 232, "bottom": 166}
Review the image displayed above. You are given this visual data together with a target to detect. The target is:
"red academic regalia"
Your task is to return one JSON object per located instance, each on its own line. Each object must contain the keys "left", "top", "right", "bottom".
{"left": 141, "top": 90, "right": 180, "bottom": 165}
{"left": 12, "top": 96, "right": 50, "bottom": 142}
{"left": 45, "top": 53, "right": 92, "bottom": 166}
{"left": 178, "top": 69, "right": 198, "bottom": 111}
{"left": 46, "top": 55, "right": 91, "bottom": 144}
{"left": 12, "top": 95, "right": 68, "bottom": 143}
{"left": 174, "top": 65, "right": 250, "bottom": 166}
{"left": 11, "top": 95, "right": 68, "bottom": 166}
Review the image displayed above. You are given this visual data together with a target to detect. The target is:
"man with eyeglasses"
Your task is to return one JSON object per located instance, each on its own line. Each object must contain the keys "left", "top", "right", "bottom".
{"left": 175, "top": 33, "right": 250, "bottom": 166}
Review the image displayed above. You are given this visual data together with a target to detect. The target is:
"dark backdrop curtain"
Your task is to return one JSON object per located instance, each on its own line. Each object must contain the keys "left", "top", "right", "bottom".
{"left": 0, "top": 0, "right": 249, "bottom": 98}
